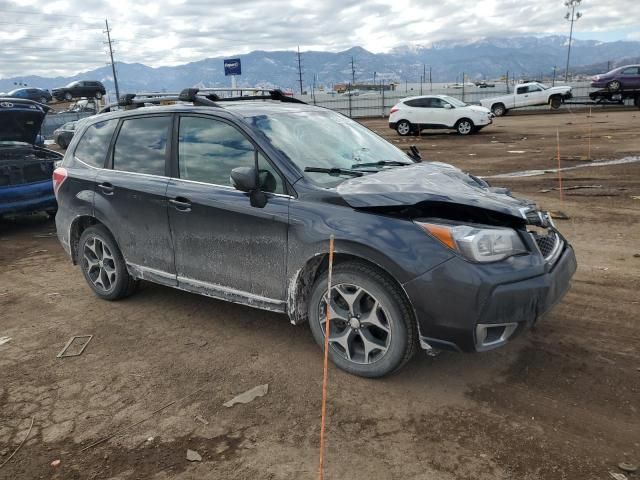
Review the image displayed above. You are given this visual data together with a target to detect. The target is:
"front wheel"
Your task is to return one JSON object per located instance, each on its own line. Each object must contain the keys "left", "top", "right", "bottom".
{"left": 549, "top": 96, "right": 562, "bottom": 109}
{"left": 456, "top": 118, "right": 474, "bottom": 135}
{"left": 607, "top": 80, "right": 621, "bottom": 92}
{"left": 77, "top": 225, "right": 138, "bottom": 300}
{"left": 95, "top": 91, "right": 103, "bottom": 99}
{"left": 491, "top": 103, "right": 506, "bottom": 117}
{"left": 308, "top": 262, "right": 417, "bottom": 377}
{"left": 64, "top": 92, "right": 72, "bottom": 101}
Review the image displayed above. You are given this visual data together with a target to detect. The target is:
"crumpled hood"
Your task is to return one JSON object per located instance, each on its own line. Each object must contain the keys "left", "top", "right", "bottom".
{"left": 337, "top": 162, "right": 532, "bottom": 219}
{"left": 0, "top": 99, "right": 48, "bottom": 144}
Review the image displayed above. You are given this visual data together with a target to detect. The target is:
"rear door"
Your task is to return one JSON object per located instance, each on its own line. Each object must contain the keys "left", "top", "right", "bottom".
{"left": 620, "top": 67, "right": 640, "bottom": 89}
{"left": 515, "top": 85, "right": 531, "bottom": 107}
{"left": 166, "top": 114, "right": 289, "bottom": 304}
{"left": 93, "top": 114, "right": 176, "bottom": 285}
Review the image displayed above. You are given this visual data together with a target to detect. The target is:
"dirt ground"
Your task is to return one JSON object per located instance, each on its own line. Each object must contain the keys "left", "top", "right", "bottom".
{"left": 1, "top": 109, "right": 639, "bottom": 480}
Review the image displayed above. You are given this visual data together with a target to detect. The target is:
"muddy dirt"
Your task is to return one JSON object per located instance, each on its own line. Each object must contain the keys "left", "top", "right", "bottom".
{"left": 1, "top": 110, "right": 639, "bottom": 479}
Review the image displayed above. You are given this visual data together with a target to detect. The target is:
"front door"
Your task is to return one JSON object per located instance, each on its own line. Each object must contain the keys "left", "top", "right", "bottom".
{"left": 166, "top": 114, "right": 289, "bottom": 305}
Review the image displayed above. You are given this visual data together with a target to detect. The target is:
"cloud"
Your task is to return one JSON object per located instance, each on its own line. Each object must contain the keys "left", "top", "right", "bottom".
{"left": 0, "top": 0, "right": 638, "bottom": 78}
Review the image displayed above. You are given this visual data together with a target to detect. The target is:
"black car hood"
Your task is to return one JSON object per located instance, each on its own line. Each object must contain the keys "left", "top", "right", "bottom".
{"left": 0, "top": 100, "right": 47, "bottom": 144}
{"left": 337, "top": 162, "right": 532, "bottom": 219}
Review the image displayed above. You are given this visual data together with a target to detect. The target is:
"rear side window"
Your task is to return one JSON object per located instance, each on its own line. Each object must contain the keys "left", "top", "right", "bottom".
{"left": 113, "top": 116, "right": 171, "bottom": 176}
{"left": 74, "top": 119, "right": 118, "bottom": 168}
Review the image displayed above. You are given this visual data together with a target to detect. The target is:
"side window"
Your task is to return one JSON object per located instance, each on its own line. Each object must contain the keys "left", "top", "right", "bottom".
{"left": 516, "top": 86, "right": 528, "bottom": 94}
{"left": 622, "top": 67, "right": 639, "bottom": 75}
{"left": 429, "top": 98, "right": 445, "bottom": 108}
{"left": 178, "top": 116, "right": 284, "bottom": 193}
{"left": 404, "top": 99, "right": 421, "bottom": 107}
{"left": 74, "top": 119, "right": 118, "bottom": 168}
{"left": 113, "top": 116, "right": 170, "bottom": 176}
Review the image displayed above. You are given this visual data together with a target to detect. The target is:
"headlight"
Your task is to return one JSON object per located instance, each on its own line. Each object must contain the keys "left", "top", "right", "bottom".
{"left": 416, "top": 222, "right": 527, "bottom": 263}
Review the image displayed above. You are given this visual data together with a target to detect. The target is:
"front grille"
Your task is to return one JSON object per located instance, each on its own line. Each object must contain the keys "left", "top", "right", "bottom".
{"left": 531, "top": 230, "right": 562, "bottom": 263}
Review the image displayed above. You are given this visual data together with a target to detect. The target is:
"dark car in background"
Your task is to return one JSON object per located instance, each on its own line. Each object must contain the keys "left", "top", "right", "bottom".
{"left": 591, "top": 65, "right": 640, "bottom": 92}
{"left": 0, "top": 98, "right": 63, "bottom": 218}
{"left": 6, "top": 87, "right": 52, "bottom": 104}
{"left": 52, "top": 80, "right": 106, "bottom": 101}
{"left": 53, "top": 121, "right": 77, "bottom": 149}
{"left": 53, "top": 90, "right": 576, "bottom": 377}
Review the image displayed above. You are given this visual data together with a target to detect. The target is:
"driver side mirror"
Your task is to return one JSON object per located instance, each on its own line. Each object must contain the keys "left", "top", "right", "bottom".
{"left": 444, "top": 103, "right": 452, "bottom": 109}
{"left": 230, "top": 166, "right": 268, "bottom": 208}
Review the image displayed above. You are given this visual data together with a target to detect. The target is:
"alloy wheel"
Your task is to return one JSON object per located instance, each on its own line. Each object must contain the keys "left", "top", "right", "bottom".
{"left": 82, "top": 235, "right": 117, "bottom": 292}
{"left": 319, "top": 283, "right": 392, "bottom": 365}
{"left": 397, "top": 121, "right": 410, "bottom": 135}
{"left": 458, "top": 120, "right": 472, "bottom": 135}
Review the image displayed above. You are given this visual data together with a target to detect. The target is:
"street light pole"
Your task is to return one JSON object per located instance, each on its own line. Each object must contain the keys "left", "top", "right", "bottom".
{"left": 564, "top": 0, "right": 582, "bottom": 82}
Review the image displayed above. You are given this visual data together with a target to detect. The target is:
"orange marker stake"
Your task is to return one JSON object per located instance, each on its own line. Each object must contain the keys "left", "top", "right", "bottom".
{"left": 318, "top": 234, "right": 335, "bottom": 480}
{"left": 556, "top": 129, "right": 564, "bottom": 202}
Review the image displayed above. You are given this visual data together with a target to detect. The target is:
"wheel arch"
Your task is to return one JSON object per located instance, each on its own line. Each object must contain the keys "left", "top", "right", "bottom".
{"left": 286, "top": 251, "right": 416, "bottom": 329}
{"left": 69, "top": 215, "right": 107, "bottom": 264}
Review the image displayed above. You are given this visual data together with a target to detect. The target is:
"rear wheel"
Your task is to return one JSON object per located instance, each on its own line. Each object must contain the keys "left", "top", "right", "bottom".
{"left": 77, "top": 225, "right": 138, "bottom": 300}
{"left": 607, "top": 80, "right": 621, "bottom": 92}
{"left": 64, "top": 92, "right": 72, "bottom": 101}
{"left": 39, "top": 96, "right": 48, "bottom": 104}
{"left": 491, "top": 103, "right": 506, "bottom": 117}
{"left": 455, "top": 118, "right": 474, "bottom": 135}
{"left": 549, "top": 96, "right": 562, "bottom": 109}
{"left": 308, "top": 262, "right": 417, "bottom": 377}
{"left": 396, "top": 120, "right": 412, "bottom": 136}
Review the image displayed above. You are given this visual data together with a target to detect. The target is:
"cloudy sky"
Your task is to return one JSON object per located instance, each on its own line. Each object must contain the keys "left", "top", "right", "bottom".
{"left": 1, "top": 0, "right": 638, "bottom": 78}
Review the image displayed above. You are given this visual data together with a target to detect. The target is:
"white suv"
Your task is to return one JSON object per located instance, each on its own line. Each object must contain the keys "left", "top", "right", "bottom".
{"left": 389, "top": 95, "right": 493, "bottom": 136}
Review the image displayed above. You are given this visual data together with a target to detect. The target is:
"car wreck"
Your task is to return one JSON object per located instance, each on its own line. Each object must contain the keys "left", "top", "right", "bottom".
{"left": 0, "top": 98, "right": 63, "bottom": 217}
{"left": 54, "top": 88, "right": 576, "bottom": 377}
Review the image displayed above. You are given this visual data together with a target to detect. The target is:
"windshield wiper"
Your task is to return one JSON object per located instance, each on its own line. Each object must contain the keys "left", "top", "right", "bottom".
{"left": 351, "top": 160, "right": 412, "bottom": 169}
{"left": 304, "top": 166, "right": 371, "bottom": 177}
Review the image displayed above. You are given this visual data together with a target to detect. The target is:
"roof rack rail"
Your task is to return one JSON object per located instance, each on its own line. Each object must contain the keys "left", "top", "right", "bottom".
{"left": 98, "top": 87, "right": 306, "bottom": 113}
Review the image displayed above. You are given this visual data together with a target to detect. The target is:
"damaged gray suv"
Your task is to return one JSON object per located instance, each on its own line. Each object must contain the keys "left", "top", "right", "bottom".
{"left": 54, "top": 88, "right": 576, "bottom": 377}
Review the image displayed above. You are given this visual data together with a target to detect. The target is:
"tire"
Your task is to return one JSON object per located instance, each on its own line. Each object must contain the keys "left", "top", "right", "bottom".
{"left": 39, "top": 96, "right": 48, "bottom": 104}
{"left": 45, "top": 208, "right": 57, "bottom": 218}
{"left": 549, "top": 96, "right": 562, "bottom": 109}
{"left": 308, "top": 261, "right": 417, "bottom": 377}
{"left": 95, "top": 91, "right": 103, "bottom": 99}
{"left": 64, "top": 92, "right": 72, "bottom": 101}
{"left": 57, "top": 137, "right": 67, "bottom": 149}
{"left": 491, "top": 103, "right": 506, "bottom": 117}
{"left": 607, "top": 80, "right": 621, "bottom": 92}
{"left": 455, "top": 118, "right": 474, "bottom": 135}
{"left": 396, "top": 120, "right": 412, "bottom": 136}
{"left": 77, "top": 225, "right": 138, "bottom": 300}
{"left": 634, "top": 96, "right": 640, "bottom": 109}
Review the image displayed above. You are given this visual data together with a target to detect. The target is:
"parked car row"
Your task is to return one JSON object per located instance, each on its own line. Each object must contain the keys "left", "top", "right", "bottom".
{"left": 0, "top": 80, "right": 106, "bottom": 104}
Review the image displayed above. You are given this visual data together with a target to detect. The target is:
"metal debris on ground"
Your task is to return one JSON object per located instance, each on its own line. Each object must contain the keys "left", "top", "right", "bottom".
{"left": 618, "top": 462, "right": 638, "bottom": 473}
{"left": 51, "top": 459, "right": 61, "bottom": 467}
{"left": 507, "top": 150, "right": 526, "bottom": 153}
{"left": 609, "top": 472, "right": 627, "bottom": 480}
{"left": 57, "top": 335, "right": 93, "bottom": 358}
{"left": 223, "top": 384, "right": 269, "bottom": 408}
{"left": 186, "top": 449, "right": 202, "bottom": 462}
{"left": 195, "top": 415, "right": 209, "bottom": 425}
{"left": 0, "top": 417, "right": 34, "bottom": 469}
{"left": 0, "top": 336, "right": 11, "bottom": 346}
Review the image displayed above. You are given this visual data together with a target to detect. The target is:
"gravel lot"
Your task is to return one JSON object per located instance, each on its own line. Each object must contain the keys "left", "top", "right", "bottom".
{"left": 1, "top": 109, "right": 639, "bottom": 479}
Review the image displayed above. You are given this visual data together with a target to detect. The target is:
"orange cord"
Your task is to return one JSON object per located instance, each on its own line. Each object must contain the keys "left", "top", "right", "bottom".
{"left": 556, "top": 129, "right": 564, "bottom": 202}
{"left": 318, "top": 235, "right": 335, "bottom": 480}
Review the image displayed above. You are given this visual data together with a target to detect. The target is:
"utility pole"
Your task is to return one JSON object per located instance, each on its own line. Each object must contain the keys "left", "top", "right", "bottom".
{"left": 351, "top": 56, "right": 356, "bottom": 87}
{"left": 104, "top": 19, "right": 120, "bottom": 102}
{"left": 564, "top": 0, "right": 582, "bottom": 82}
{"left": 296, "top": 46, "right": 304, "bottom": 95}
{"left": 429, "top": 66, "right": 432, "bottom": 91}
{"left": 552, "top": 66, "right": 557, "bottom": 86}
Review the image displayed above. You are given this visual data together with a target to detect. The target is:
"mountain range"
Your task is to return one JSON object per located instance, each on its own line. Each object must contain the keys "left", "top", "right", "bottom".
{"left": 2, "top": 35, "right": 639, "bottom": 94}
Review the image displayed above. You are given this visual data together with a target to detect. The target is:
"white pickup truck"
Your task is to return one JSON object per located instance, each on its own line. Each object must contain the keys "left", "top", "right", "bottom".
{"left": 479, "top": 82, "right": 573, "bottom": 116}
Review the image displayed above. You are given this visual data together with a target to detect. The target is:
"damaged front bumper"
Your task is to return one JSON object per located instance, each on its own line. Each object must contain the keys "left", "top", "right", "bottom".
{"left": 403, "top": 244, "right": 577, "bottom": 353}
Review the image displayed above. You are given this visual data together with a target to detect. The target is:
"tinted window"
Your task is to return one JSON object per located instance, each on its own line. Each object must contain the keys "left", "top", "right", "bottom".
{"left": 404, "top": 99, "right": 422, "bottom": 107}
{"left": 428, "top": 98, "right": 446, "bottom": 108}
{"left": 622, "top": 67, "right": 639, "bottom": 75}
{"left": 516, "top": 86, "right": 528, "bottom": 94}
{"left": 74, "top": 119, "right": 118, "bottom": 168}
{"left": 178, "top": 116, "right": 283, "bottom": 193}
{"left": 113, "top": 116, "right": 170, "bottom": 176}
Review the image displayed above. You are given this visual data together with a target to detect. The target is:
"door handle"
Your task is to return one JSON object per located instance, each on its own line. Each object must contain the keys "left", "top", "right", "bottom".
{"left": 169, "top": 197, "right": 191, "bottom": 212}
{"left": 97, "top": 182, "right": 114, "bottom": 195}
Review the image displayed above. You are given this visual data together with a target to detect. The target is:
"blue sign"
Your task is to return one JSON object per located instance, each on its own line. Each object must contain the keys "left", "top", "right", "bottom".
{"left": 224, "top": 58, "right": 241, "bottom": 76}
